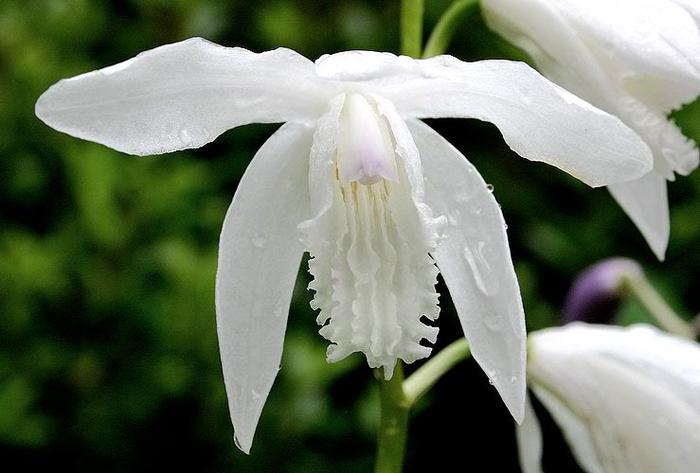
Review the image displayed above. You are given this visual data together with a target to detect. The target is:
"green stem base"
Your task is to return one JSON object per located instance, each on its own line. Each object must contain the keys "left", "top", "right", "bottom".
{"left": 375, "top": 363, "right": 410, "bottom": 473}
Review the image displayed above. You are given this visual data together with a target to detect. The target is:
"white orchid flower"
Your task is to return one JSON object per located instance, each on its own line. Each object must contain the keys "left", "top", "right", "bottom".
{"left": 35, "top": 37, "right": 652, "bottom": 453}
{"left": 482, "top": 0, "right": 700, "bottom": 260}
{"left": 520, "top": 323, "right": 700, "bottom": 473}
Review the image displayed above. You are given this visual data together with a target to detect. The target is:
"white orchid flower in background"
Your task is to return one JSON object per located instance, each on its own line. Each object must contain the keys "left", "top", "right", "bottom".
{"left": 482, "top": 0, "right": 700, "bottom": 260}
{"left": 520, "top": 323, "right": 700, "bottom": 473}
{"left": 35, "top": 37, "right": 652, "bottom": 453}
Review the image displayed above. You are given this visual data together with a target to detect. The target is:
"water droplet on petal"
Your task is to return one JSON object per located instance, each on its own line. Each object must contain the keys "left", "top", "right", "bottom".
{"left": 518, "top": 86, "right": 533, "bottom": 105}
{"left": 252, "top": 233, "right": 267, "bottom": 248}
{"left": 484, "top": 312, "right": 503, "bottom": 331}
{"left": 179, "top": 128, "right": 192, "bottom": 145}
{"left": 273, "top": 306, "right": 286, "bottom": 318}
{"left": 510, "top": 376, "right": 518, "bottom": 384}
{"left": 462, "top": 241, "right": 500, "bottom": 296}
{"left": 486, "top": 184, "right": 494, "bottom": 193}
{"left": 447, "top": 211, "right": 460, "bottom": 226}
{"left": 455, "top": 190, "right": 471, "bottom": 203}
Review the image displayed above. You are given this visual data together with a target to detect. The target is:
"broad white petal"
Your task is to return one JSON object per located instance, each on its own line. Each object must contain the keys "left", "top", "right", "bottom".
{"left": 483, "top": 0, "right": 700, "bottom": 114}
{"left": 533, "top": 323, "right": 700, "bottom": 414}
{"left": 608, "top": 172, "right": 669, "bottom": 261}
{"left": 554, "top": 0, "right": 700, "bottom": 112}
{"left": 36, "top": 38, "right": 334, "bottom": 155}
{"left": 216, "top": 122, "right": 313, "bottom": 454}
{"left": 408, "top": 119, "right": 526, "bottom": 422}
{"left": 529, "top": 324, "right": 700, "bottom": 473}
{"left": 383, "top": 59, "right": 652, "bottom": 188}
{"left": 517, "top": 396, "right": 544, "bottom": 473}
{"left": 481, "top": 0, "right": 616, "bottom": 109}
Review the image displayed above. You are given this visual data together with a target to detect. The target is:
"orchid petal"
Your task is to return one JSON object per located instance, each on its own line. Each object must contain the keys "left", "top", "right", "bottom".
{"left": 672, "top": 0, "right": 700, "bottom": 25}
{"left": 216, "top": 122, "right": 313, "bottom": 454}
{"left": 481, "top": 0, "right": 615, "bottom": 109}
{"left": 408, "top": 119, "right": 526, "bottom": 422}
{"left": 529, "top": 386, "right": 604, "bottom": 473}
{"left": 516, "top": 396, "right": 545, "bottom": 473}
{"left": 608, "top": 172, "right": 669, "bottom": 261}
{"left": 36, "top": 38, "right": 333, "bottom": 156}
{"left": 554, "top": 0, "right": 700, "bottom": 111}
{"left": 383, "top": 59, "right": 652, "bottom": 188}
{"left": 482, "top": 0, "right": 700, "bottom": 114}
{"left": 533, "top": 324, "right": 700, "bottom": 414}
{"left": 529, "top": 324, "right": 700, "bottom": 473}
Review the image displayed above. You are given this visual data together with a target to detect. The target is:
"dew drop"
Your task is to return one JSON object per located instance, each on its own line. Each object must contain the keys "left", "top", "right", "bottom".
{"left": 518, "top": 86, "right": 533, "bottom": 105}
{"left": 252, "top": 233, "right": 267, "bottom": 248}
{"left": 233, "top": 435, "right": 244, "bottom": 451}
{"left": 484, "top": 313, "right": 503, "bottom": 331}
{"left": 179, "top": 128, "right": 192, "bottom": 144}
{"left": 462, "top": 241, "right": 500, "bottom": 296}
{"left": 447, "top": 211, "right": 459, "bottom": 226}
{"left": 486, "top": 183, "right": 495, "bottom": 193}
{"left": 454, "top": 190, "right": 471, "bottom": 203}
{"left": 273, "top": 306, "right": 285, "bottom": 318}
{"left": 510, "top": 376, "right": 518, "bottom": 384}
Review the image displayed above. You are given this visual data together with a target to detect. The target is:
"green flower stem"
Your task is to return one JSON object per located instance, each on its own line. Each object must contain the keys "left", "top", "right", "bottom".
{"left": 401, "top": 0, "right": 424, "bottom": 57}
{"left": 374, "top": 340, "right": 472, "bottom": 472}
{"left": 375, "top": 363, "right": 410, "bottom": 473}
{"left": 423, "top": 0, "right": 480, "bottom": 57}
{"left": 622, "top": 274, "right": 695, "bottom": 339}
{"left": 403, "top": 338, "right": 471, "bottom": 405}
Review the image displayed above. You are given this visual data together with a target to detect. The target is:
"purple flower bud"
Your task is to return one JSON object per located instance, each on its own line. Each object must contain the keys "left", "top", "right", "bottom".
{"left": 562, "top": 258, "right": 643, "bottom": 325}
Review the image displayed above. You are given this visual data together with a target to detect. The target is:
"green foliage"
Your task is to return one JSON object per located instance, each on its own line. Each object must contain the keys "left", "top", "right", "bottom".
{"left": 1, "top": 0, "right": 699, "bottom": 471}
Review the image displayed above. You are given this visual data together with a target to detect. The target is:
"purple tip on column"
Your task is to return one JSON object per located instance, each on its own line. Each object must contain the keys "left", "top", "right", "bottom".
{"left": 562, "top": 258, "right": 643, "bottom": 325}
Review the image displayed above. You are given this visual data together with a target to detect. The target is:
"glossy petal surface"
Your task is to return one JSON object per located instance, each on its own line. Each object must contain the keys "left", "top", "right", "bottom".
{"left": 409, "top": 119, "right": 526, "bottom": 422}
{"left": 36, "top": 38, "right": 332, "bottom": 155}
{"left": 216, "top": 123, "right": 313, "bottom": 453}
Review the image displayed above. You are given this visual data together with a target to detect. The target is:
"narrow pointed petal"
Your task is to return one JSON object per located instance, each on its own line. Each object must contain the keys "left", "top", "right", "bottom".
{"left": 529, "top": 324, "right": 700, "bottom": 473}
{"left": 383, "top": 59, "right": 652, "bottom": 188}
{"left": 216, "top": 122, "right": 313, "bottom": 454}
{"left": 36, "top": 38, "right": 333, "bottom": 155}
{"left": 408, "top": 119, "right": 526, "bottom": 422}
{"left": 608, "top": 172, "right": 669, "bottom": 261}
{"left": 517, "top": 396, "right": 544, "bottom": 473}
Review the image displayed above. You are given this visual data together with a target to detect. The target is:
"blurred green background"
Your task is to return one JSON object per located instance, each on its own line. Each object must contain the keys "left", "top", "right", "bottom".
{"left": 1, "top": 0, "right": 699, "bottom": 471}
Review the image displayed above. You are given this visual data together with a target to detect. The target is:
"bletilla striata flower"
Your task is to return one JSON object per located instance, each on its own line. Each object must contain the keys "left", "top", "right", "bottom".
{"left": 520, "top": 323, "right": 700, "bottom": 473}
{"left": 35, "top": 38, "right": 652, "bottom": 452}
{"left": 482, "top": 0, "right": 700, "bottom": 260}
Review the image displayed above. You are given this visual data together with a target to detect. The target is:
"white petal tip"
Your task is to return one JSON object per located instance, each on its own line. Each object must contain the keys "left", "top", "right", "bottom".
{"left": 234, "top": 434, "right": 252, "bottom": 455}
{"left": 508, "top": 396, "right": 526, "bottom": 425}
